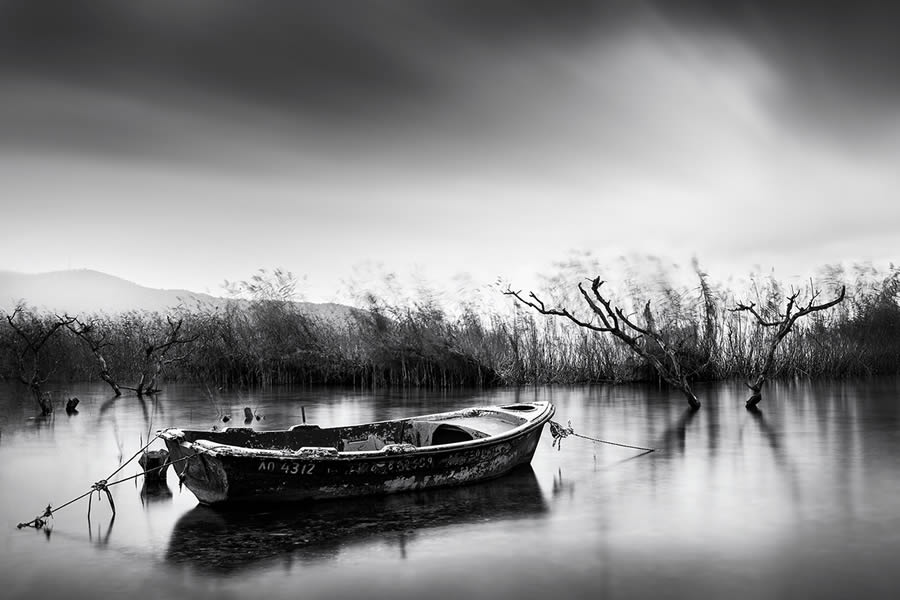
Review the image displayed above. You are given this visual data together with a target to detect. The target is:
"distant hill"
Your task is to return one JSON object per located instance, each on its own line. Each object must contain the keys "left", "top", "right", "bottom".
{"left": 0, "top": 269, "right": 355, "bottom": 322}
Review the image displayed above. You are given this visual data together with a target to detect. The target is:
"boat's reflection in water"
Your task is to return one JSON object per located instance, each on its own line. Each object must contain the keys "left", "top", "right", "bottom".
{"left": 140, "top": 479, "right": 173, "bottom": 504}
{"left": 166, "top": 465, "right": 547, "bottom": 572}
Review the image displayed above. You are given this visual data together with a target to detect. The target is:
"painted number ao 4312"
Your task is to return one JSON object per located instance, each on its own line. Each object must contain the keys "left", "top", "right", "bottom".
{"left": 258, "top": 460, "right": 316, "bottom": 475}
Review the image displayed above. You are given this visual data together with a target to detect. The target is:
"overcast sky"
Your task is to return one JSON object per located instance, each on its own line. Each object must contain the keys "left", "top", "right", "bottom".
{"left": 1, "top": 1, "right": 898, "bottom": 302}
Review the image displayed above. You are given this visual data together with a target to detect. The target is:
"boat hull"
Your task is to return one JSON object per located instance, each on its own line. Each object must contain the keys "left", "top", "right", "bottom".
{"left": 161, "top": 402, "right": 553, "bottom": 505}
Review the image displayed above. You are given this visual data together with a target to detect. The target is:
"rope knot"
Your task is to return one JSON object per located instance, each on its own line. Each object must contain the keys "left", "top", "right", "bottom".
{"left": 549, "top": 420, "right": 574, "bottom": 450}
{"left": 17, "top": 504, "right": 53, "bottom": 529}
{"left": 91, "top": 479, "right": 109, "bottom": 493}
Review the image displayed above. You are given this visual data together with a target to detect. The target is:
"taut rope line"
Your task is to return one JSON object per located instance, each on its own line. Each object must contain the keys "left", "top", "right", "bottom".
{"left": 16, "top": 436, "right": 195, "bottom": 530}
{"left": 549, "top": 419, "right": 657, "bottom": 453}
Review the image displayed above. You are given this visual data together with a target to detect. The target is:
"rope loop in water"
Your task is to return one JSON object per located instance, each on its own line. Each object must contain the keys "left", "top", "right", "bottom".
{"left": 15, "top": 434, "right": 178, "bottom": 530}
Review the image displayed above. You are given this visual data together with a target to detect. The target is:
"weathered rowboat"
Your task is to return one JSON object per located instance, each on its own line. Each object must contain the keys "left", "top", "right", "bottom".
{"left": 158, "top": 401, "right": 554, "bottom": 505}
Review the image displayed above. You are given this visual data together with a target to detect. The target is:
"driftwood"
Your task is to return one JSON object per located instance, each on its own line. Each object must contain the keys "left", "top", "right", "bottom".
{"left": 732, "top": 285, "right": 846, "bottom": 408}
{"left": 506, "top": 277, "right": 701, "bottom": 410}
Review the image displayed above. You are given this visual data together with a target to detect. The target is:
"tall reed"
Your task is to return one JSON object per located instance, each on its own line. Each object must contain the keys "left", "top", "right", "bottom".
{"left": 1, "top": 262, "right": 897, "bottom": 393}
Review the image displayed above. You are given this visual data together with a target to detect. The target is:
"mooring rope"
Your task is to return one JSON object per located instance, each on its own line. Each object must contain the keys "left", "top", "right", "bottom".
{"left": 549, "top": 419, "right": 657, "bottom": 453}
{"left": 105, "top": 436, "right": 159, "bottom": 482}
{"left": 16, "top": 436, "right": 195, "bottom": 530}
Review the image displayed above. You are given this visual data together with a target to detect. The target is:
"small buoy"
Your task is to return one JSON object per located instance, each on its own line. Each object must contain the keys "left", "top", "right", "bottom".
{"left": 222, "top": 415, "right": 230, "bottom": 423}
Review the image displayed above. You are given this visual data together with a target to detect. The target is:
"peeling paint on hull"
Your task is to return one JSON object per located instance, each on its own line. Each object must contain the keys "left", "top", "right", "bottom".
{"left": 161, "top": 401, "right": 554, "bottom": 505}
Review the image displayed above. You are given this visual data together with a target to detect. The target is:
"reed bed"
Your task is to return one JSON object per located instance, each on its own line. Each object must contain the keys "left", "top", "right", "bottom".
{"left": 1, "top": 263, "right": 898, "bottom": 394}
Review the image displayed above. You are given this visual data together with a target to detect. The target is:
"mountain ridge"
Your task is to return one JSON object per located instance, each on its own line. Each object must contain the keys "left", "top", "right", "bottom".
{"left": 0, "top": 269, "right": 351, "bottom": 321}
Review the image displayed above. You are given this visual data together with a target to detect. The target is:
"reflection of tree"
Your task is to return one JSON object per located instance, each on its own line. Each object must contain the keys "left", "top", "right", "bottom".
{"left": 746, "top": 406, "right": 802, "bottom": 503}
{"left": 97, "top": 386, "right": 165, "bottom": 449}
{"left": 656, "top": 408, "right": 698, "bottom": 454}
{"left": 552, "top": 467, "right": 576, "bottom": 499}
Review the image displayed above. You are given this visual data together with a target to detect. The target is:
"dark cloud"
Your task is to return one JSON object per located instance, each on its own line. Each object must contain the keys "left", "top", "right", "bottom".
{"left": 4, "top": 2, "right": 898, "bottom": 100}
{"left": 0, "top": 1, "right": 626, "bottom": 116}
{"left": 2, "top": 0, "right": 900, "bottom": 158}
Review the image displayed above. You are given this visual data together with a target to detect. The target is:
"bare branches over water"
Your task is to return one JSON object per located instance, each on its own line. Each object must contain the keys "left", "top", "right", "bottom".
{"left": 0, "top": 262, "right": 898, "bottom": 400}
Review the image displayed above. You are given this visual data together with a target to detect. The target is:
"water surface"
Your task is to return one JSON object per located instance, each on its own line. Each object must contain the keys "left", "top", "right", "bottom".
{"left": 1, "top": 379, "right": 899, "bottom": 599}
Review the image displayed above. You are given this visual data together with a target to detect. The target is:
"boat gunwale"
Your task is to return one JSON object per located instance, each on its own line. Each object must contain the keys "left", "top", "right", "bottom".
{"left": 159, "top": 401, "right": 554, "bottom": 460}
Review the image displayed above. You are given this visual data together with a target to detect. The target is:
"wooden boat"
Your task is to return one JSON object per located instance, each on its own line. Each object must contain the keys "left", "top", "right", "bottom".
{"left": 158, "top": 401, "right": 554, "bottom": 505}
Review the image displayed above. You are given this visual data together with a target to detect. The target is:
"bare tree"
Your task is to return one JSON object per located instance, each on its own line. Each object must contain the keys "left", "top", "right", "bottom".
{"left": 65, "top": 316, "right": 121, "bottom": 396}
{"left": 731, "top": 284, "right": 845, "bottom": 409}
{"left": 129, "top": 315, "right": 200, "bottom": 396}
{"left": 3, "top": 305, "right": 74, "bottom": 414}
{"left": 506, "top": 277, "right": 702, "bottom": 410}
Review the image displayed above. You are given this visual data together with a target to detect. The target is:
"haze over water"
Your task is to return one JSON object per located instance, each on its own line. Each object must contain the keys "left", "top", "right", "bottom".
{"left": 2, "top": 379, "right": 898, "bottom": 600}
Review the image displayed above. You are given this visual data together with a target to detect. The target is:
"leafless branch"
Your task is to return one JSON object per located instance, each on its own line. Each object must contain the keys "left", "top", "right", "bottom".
{"left": 732, "top": 285, "right": 846, "bottom": 407}
{"left": 506, "top": 276, "right": 701, "bottom": 409}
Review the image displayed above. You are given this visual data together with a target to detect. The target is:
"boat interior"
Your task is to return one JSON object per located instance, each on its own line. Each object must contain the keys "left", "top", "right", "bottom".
{"left": 171, "top": 404, "right": 542, "bottom": 453}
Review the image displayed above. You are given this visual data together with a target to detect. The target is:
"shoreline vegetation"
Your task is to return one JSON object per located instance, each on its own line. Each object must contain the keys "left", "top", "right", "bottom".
{"left": 1, "top": 262, "right": 898, "bottom": 412}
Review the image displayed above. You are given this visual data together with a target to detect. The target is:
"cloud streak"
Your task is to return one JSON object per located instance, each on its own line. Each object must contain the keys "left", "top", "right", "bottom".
{"left": 1, "top": 1, "right": 898, "bottom": 298}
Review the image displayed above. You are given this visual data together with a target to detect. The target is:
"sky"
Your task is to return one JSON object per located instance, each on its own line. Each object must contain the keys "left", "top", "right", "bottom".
{"left": 1, "top": 1, "right": 898, "bottom": 303}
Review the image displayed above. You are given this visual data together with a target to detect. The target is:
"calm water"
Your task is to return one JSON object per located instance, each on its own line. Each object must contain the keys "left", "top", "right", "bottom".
{"left": 1, "top": 379, "right": 899, "bottom": 600}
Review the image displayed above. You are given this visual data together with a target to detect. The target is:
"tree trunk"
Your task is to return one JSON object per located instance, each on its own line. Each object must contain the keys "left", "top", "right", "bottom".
{"left": 733, "top": 285, "right": 845, "bottom": 409}
{"left": 682, "top": 388, "right": 702, "bottom": 411}
{"left": 100, "top": 370, "right": 122, "bottom": 397}
{"left": 745, "top": 376, "right": 765, "bottom": 409}
{"left": 641, "top": 352, "right": 700, "bottom": 410}
{"left": 746, "top": 389, "right": 763, "bottom": 410}
{"left": 505, "top": 278, "right": 705, "bottom": 410}
{"left": 146, "top": 359, "right": 164, "bottom": 394}
{"left": 95, "top": 354, "right": 121, "bottom": 396}
{"left": 31, "top": 385, "right": 52, "bottom": 416}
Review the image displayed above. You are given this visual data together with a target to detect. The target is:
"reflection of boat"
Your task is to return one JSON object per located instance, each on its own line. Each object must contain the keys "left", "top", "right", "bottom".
{"left": 159, "top": 402, "right": 554, "bottom": 505}
{"left": 166, "top": 465, "right": 547, "bottom": 572}
{"left": 139, "top": 479, "right": 173, "bottom": 503}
